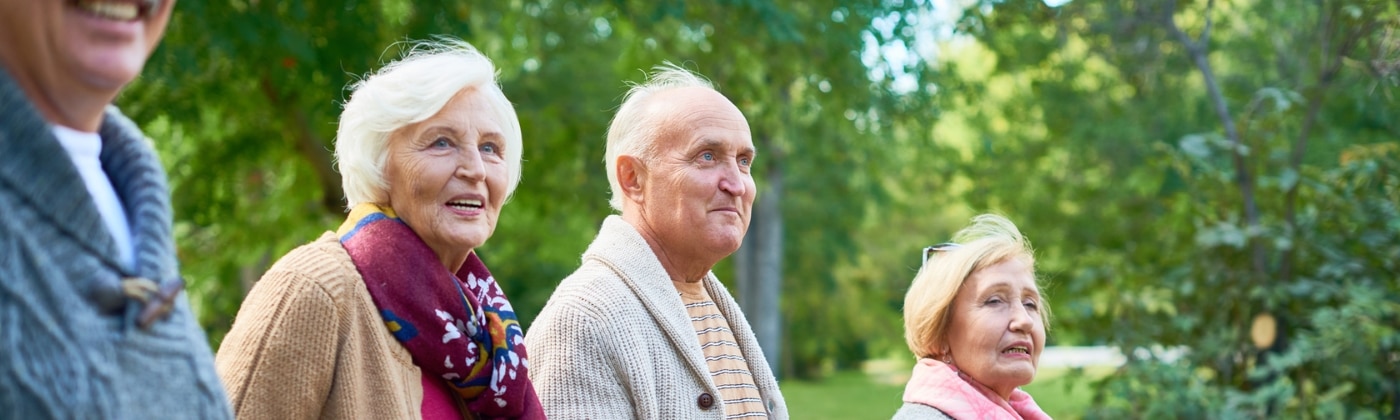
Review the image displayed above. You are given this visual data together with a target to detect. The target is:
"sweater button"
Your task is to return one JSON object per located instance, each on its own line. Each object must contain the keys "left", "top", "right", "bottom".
{"left": 697, "top": 393, "right": 715, "bottom": 409}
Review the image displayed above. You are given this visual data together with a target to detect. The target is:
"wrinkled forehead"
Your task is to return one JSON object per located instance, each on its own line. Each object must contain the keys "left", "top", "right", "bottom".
{"left": 649, "top": 88, "right": 753, "bottom": 150}
{"left": 964, "top": 256, "right": 1040, "bottom": 296}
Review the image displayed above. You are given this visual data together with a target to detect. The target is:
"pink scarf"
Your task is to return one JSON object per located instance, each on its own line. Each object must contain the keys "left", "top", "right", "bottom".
{"left": 903, "top": 358, "right": 1051, "bottom": 420}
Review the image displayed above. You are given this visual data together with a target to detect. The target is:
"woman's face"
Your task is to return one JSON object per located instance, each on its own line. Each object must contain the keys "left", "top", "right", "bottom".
{"left": 944, "top": 257, "right": 1045, "bottom": 398}
{"left": 383, "top": 87, "right": 510, "bottom": 271}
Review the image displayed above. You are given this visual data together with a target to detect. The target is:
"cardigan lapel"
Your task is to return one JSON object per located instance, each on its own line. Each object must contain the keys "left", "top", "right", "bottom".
{"left": 0, "top": 67, "right": 125, "bottom": 273}
{"left": 98, "top": 106, "right": 174, "bottom": 281}
{"left": 583, "top": 216, "right": 714, "bottom": 383}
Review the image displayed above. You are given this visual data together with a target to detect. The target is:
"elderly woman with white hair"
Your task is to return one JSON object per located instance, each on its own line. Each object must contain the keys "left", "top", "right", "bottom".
{"left": 895, "top": 214, "right": 1051, "bottom": 420}
{"left": 216, "top": 39, "right": 544, "bottom": 420}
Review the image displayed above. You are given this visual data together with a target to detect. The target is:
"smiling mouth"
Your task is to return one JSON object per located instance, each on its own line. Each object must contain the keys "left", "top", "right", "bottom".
{"left": 447, "top": 199, "right": 484, "bottom": 211}
{"left": 1002, "top": 346, "right": 1031, "bottom": 355}
{"left": 73, "top": 0, "right": 160, "bottom": 21}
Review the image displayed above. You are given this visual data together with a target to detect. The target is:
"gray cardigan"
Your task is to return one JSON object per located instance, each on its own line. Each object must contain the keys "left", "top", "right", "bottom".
{"left": 526, "top": 216, "right": 788, "bottom": 419}
{"left": 892, "top": 402, "right": 955, "bottom": 419}
{"left": 0, "top": 69, "right": 232, "bottom": 419}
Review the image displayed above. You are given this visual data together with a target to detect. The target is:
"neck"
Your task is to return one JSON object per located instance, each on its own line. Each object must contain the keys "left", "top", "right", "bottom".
{"left": 433, "top": 249, "right": 469, "bottom": 275}
{"left": 990, "top": 386, "right": 1013, "bottom": 402}
{"left": 623, "top": 211, "right": 711, "bottom": 283}
{"left": 951, "top": 362, "right": 1014, "bottom": 402}
{"left": 0, "top": 60, "right": 113, "bottom": 132}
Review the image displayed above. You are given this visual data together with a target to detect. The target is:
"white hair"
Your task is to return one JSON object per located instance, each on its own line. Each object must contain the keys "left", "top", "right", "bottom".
{"left": 604, "top": 62, "right": 715, "bottom": 211}
{"left": 336, "top": 38, "right": 522, "bottom": 209}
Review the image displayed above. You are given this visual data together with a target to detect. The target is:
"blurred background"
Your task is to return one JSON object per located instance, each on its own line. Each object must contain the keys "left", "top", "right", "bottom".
{"left": 121, "top": 0, "right": 1398, "bottom": 417}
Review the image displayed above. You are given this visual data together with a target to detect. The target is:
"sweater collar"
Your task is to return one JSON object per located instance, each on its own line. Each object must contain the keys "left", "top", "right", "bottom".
{"left": 583, "top": 215, "right": 717, "bottom": 381}
{"left": 97, "top": 100, "right": 176, "bottom": 282}
{"left": 0, "top": 65, "right": 123, "bottom": 273}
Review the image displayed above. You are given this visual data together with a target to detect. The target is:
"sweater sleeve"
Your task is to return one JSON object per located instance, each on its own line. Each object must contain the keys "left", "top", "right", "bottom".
{"left": 526, "top": 298, "right": 635, "bottom": 420}
{"left": 891, "top": 402, "right": 955, "bottom": 420}
{"left": 215, "top": 259, "right": 340, "bottom": 420}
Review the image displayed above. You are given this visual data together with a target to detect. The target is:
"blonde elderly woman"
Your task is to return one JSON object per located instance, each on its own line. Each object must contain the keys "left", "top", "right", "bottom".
{"left": 895, "top": 215, "right": 1051, "bottom": 420}
{"left": 216, "top": 39, "right": 544, "bottom": 420}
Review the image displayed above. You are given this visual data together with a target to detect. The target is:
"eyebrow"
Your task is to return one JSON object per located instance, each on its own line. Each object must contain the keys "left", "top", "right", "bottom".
{"left": 690, "top": 138, "right": 755, "bottom": 156}
{"left": 977, "top": 282, "right": 1042, "bottom": 299}
{"left": 478, "top": 130, "right": 505, "bottom": 143}
{"left": 422, "top": 125, "right": 504, "bottom": 143}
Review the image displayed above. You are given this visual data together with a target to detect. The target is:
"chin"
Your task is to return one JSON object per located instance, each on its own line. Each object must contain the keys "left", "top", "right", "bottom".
{"left": 705, "top": 236, "right": 744, "bottom": 255}
{"left": 77, "top": 53, "right": 150, "bottom": 91}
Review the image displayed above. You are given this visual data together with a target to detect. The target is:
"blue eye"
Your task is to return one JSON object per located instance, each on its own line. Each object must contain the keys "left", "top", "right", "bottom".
{"left": 432, "top": 137, "right": 451, "bottom": 148}
{"left": 739, "top": 156, "right": 752, "bottom": 166}
{"left": 701, "top": 152, "right": 715, "bottom": 161}
{"left": 480, "top": 142, "right": 499, "bottom": 155}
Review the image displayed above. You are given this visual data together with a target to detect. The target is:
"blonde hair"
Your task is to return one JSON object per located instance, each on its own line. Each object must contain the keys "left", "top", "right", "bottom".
{"left": 336, "top": 38, "right": 522, "bottom": 208}
{"left": 903, "top": 214, "right": 1051, "bottom": 360}
{"left": 604, "top": 62, "right": 714, "bottom": 211}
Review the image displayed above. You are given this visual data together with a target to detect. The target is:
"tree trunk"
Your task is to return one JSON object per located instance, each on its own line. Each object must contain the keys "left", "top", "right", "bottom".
{"left": 737, "top": 160, "right": 784, "bottom": 379}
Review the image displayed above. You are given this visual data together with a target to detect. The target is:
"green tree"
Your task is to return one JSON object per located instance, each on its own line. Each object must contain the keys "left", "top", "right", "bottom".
{"left": 937, "top": 0, "right": 1400, "bottom": 415}
{"left": 123, "top": 0, "right": 942, "bottom": 381}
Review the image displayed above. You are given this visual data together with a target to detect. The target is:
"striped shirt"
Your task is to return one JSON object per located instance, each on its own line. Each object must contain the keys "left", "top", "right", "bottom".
{"left": 675, "top": 280, "right": 768, "bottom": 419}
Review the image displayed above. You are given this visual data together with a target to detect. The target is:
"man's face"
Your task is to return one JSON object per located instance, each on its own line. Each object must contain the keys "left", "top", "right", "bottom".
{"left": 637, "top": 87, "right": 757, "bottom": 269}
{"left": 0, "top": 0, "right": 175, "bottom": 126}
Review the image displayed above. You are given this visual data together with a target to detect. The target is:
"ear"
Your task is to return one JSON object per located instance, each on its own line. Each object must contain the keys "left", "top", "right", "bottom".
{"left": 617, "top": 155, "right": 648, "bottom": 204}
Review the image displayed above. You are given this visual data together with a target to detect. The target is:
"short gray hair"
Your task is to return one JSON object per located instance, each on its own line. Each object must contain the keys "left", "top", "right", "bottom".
{"left": 604, "top": 62, "right": 715, "bottom": 211}
{"left": 336, "top": 38, "right": 522, "bottom": 209}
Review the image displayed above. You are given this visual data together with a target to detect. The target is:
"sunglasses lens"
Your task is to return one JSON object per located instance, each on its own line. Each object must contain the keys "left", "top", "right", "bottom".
{"left": 921, "top": 243, "right": 961, "bottom": 264}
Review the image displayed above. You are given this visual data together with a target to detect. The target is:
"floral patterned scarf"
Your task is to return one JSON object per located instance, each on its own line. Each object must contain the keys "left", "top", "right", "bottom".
{"left": 337, "top": 203, "right": 542, "bottom": 419}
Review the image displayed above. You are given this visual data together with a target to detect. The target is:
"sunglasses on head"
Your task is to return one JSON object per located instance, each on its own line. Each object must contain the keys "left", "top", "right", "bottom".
{"left": 921, "top": 242, "right": 962, "bottom": 265}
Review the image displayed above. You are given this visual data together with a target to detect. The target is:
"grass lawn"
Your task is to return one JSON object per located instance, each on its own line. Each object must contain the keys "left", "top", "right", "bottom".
{"left": 782, "top": 370, "right": 906, "bottom": 420}
{"left": 783, "top": 366, "right": 1107, "bottom": 419}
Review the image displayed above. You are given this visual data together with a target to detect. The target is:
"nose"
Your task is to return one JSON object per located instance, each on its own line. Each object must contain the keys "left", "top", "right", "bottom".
{"left": 718, "top": 160, "right": 748, "bottom": 197}
{"left": 455, "top": 145, "right": 486, "bottom": 182}
{"left": 1009, "top": 304, "right": 1034, "bottom": 334}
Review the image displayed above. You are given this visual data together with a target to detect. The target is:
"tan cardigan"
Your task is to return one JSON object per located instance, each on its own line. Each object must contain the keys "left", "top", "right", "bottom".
{"left": 526, "top": 216, "right": 789, "bottom": 419}
{"left": 216, "top": 232, "right": 426, "bottom": 420}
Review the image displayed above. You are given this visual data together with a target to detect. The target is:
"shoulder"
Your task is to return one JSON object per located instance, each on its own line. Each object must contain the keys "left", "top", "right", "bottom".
{"left": 891, "top": 402, "right": 954, "bottom": 420}
{"left": 257, "top": 232, "right": 363, "bottom": 301}
{"left": 538, "top": 258, "right": 639, "bottom": 318}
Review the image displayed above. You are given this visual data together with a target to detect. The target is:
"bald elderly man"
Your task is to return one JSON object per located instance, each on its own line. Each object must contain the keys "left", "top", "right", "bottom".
{"left": 527, "top": 64, "right": 787, "bottom": 419}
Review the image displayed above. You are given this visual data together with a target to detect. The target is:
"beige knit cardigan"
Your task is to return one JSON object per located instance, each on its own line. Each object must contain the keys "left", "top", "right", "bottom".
{"left": 526, "top": 216, "right": 789, "bottom": 419}
{"left": 215, "top": 232, "right": 435, "bottom": 420}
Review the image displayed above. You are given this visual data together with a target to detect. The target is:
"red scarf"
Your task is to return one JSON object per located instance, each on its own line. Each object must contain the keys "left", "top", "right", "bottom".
{"left": 903, "top": 358, "right": 1050, "bottom": 420}
{"left": 338, "top": 204, "right": 543, "bottom": 419}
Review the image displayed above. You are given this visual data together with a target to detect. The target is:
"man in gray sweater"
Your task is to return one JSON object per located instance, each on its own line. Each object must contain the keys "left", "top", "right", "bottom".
{"left": 0, "top": 0, "right": 233, "bottom": 418}
{"left": 527, "top": 64, "right": 787, "bottom": 419}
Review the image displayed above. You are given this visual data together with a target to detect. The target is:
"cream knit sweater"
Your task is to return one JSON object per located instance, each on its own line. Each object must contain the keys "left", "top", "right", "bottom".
{"left": 526, "top": 216, "right": 789, "bottom": 419}
{"left": 215, "top": 232, "right": 428, "bottom": 420}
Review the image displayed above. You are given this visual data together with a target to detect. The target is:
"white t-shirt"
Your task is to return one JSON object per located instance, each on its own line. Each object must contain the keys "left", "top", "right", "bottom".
{"left": 52, "top": 125, "right": 135, "bottom": 271}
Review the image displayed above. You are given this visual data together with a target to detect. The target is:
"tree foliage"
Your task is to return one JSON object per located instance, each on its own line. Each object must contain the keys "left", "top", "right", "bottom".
{"left": 119, "top": 0, "right": 1400, "bottom": 414}
{"left": 941, "top": 0, "right": 1400, "bottom": 415}
{"left": 123, "top": 0, "right": 939, "bottom": 380}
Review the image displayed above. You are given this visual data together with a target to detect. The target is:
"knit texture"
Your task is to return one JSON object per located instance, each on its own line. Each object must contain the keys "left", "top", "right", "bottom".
{"left": 890, "top": 403, "right": 955, "bottom": 420}
{"left": 0, "top": 68, "right": 232, "bottom": 419}
{"left": 216, "top": 232, "right": 429, "bottom": 420}
{"left": 526, "top": 216, "right": 788, "bottom": 420}
{"left": 335, "top": 203, "right": 541, "bottom": 418}
{"left": 675, "top": 281, "right": 768, "bottom": 419}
